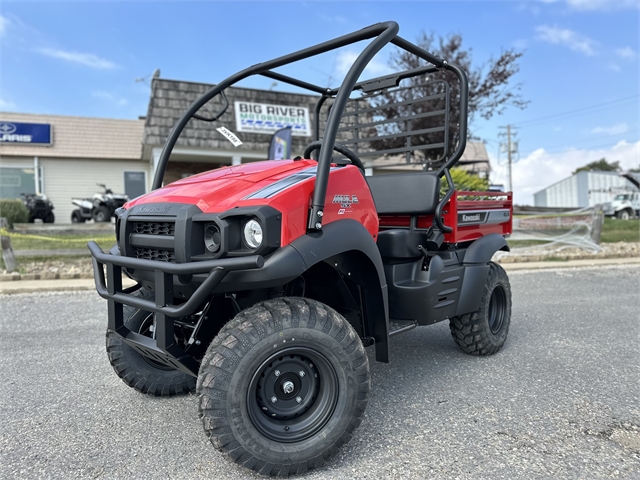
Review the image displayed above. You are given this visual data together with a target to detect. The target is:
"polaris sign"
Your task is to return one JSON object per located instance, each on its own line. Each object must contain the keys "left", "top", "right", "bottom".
{"left": 0, "top": 122, "right": 52, "bottom": 145}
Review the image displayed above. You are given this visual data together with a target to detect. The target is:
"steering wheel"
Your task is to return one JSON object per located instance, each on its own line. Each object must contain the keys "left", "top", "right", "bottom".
{"left": 303, "top": 141, "right": 366, "bottom": 174}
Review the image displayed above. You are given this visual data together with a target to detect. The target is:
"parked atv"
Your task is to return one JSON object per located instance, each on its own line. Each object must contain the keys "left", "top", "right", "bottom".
{"left": 71, "top": 184, "right": 128, "bottom": 223}
{"left": 20, "top": 193, "right": 55, "bottom": 223}
{"left": 89, "top": 22, "right": 513, "bottom": 476}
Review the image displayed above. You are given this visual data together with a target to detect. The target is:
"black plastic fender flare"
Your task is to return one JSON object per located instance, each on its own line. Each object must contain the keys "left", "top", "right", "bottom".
{"left": 463, "top": 233, "right": 510, "bottom": 265}
{"left": 220, "top": 219, "right": 390, "bottom": 362}
{"left": 290, "top": 219, "right": 390, "bottom": 363}
{"left": 455, "top": 234, "right": 510, "bottom": 316}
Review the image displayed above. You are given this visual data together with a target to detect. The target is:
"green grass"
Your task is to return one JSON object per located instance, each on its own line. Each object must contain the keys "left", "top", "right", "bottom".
{"left": 601, "top": 218, "right": 640, "bottom": 243}
{"left": 1, "top": 232, "right": 115, "bottom": 251}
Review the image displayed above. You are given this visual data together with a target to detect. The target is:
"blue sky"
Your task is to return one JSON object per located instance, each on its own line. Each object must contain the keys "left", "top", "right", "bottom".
{"left": 1, "top": 0, "right": 638, "bottom": 204}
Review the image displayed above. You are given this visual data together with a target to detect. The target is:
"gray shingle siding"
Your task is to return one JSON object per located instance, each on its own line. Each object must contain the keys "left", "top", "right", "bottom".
{"left": 143, "top": 78, "right": 320, "bottom": 154}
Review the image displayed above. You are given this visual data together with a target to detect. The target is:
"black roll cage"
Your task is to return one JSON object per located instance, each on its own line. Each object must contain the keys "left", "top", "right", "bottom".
{"left": 151, "top": 21, "right": 469, "bottom": 234}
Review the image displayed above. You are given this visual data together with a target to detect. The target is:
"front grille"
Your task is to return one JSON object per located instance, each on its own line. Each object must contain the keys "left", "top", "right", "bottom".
{"left": 134, "top": 221, "right": 175, "bottom": 236}
{"left": 135, "top": 247, "right": 176, "bottom": 263}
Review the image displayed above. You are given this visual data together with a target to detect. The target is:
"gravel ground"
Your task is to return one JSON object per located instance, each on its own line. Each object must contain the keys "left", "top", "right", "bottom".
{"left": 1, "top": 265, "right": 639, "bottom": 479}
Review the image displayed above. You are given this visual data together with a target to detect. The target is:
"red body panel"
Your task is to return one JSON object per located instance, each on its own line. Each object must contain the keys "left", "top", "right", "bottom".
{"left": 127, "top": 161, "right": 510, "bottom": 247}
{"left": 126, "top": 160, "right": 379, "bottom": 247}
{"left": 379, "top": 191, "right": 513, "bottom": 243}
{"left": 442, "top": 191, "right": 513, "bottom": 243}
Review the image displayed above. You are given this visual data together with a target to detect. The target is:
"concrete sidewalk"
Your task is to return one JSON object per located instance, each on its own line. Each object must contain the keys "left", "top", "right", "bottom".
{"left": 1, "top": 256, "right": 638, "bottom": 295}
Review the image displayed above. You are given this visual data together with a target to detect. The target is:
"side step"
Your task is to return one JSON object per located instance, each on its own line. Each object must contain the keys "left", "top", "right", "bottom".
{"left": 389, "top": 319, "right": 418, "bottom": 337}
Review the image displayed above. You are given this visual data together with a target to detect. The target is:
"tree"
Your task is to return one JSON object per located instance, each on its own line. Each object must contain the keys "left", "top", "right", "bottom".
{"left": 440, "top": 168, "right": 489, "bottom": 196}
{"left": 573, "top": 158, "right": 620, "bottom": 174}
{"left": 367, "top": 32, "right": 527, "bottom": 167}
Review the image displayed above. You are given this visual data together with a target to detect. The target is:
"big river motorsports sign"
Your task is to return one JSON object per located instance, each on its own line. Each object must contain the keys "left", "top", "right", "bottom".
{"left": 234, "top": 101, "right": 310, "bottom": 137}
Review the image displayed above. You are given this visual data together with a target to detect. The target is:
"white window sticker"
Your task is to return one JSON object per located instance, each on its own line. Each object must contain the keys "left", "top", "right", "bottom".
{"left": 216, "top": 127, "right": 243, "bottom": 147}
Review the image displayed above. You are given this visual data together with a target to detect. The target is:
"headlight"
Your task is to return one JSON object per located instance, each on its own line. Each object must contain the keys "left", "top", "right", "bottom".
{"left": 243, "top": 219, "right": 263, "bottom": 249}
{"left": 204, "top": 223, "right": 221, "bottom": 253}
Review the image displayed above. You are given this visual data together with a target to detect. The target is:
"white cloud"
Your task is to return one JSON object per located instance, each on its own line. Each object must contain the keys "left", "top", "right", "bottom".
{"left": 38, "top": 48, "right": 118, "bottom": 69}
{"left": 0, "top": 14, "right": 8, "bottom": 36}
{"left": 566, "top": 0, "right": 639, "bottom": 11}
{"left": 490, "top": 141, "right": 640, "bottom": 205}
{"left": 92, "top": 91, "right": 128, "bottom": 106}
{"left": 591, "top": 123, "right": 628, "bottom": 135}
{"left": 0, "top": 97, "right": 17, "bottom": 110}
{"left": 336, "top": 50, "right": 392, "bottom": 79}
{"left": 616, "top": 46, "right": 637, "bottom": 60}
{"left": 535, "top": 25, "right": 598, "bottom": 56}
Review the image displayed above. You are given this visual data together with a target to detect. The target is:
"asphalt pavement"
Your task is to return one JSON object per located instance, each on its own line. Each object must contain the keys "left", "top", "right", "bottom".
{"left": 1, "top": 265, "right": 639, "bottom": 479}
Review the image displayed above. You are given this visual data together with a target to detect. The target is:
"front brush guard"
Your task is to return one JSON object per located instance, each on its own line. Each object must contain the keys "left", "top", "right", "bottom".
{"left": 88, "top": 241, "right": 264, "bottom": 375}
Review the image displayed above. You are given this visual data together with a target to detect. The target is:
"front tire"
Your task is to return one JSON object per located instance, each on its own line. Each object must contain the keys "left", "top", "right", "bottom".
{"left": 93, "top": 206, "right": 111, "bottom": 222}
{"left": 617, "top": 209, "right": 632, "bottom": 220}
{"left": 449, "top": 262, "right": 512, "bottom": 355}
{"left": 44, "top": 212, "right": 55, "bottom": 223}
{"left": 197, "top": 297, "right": 370, "bottom": 476}
{"left": 71, "top": 209, "right": 85, "bottom": 223}
{"left": 105, "top": 288, "right": 196, "bottom": 396}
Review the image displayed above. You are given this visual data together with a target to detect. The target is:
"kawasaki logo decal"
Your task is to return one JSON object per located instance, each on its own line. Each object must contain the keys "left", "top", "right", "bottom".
{"left": 137, "top": 205, "right": 172, "bottom": 215}
{"left": 457, "top": 209, "right": 511, "bottom": 226}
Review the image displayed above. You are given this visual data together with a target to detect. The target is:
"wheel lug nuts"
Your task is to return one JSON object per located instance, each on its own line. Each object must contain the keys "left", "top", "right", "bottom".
{"left": 271, "top": 396, "right": 277, "bottom": 403}
{"left": 296, "top": 396, "right": 302, "bottom": 403}
{"left": 262, "top": 407, "right": 268, "bottom": 411}
{"left": 284, "top": 426, "right": 289, "bottom": 431}
{"left": 299, "top": 371, "right": 305, "bottom": 377}
{"left": 275, "top": 370, "right": 281, "bottom": 377}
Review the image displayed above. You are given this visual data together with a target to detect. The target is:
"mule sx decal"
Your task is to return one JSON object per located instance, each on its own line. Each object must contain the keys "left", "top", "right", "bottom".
{"left": 332, "top": 195, "right": 359, "bottom": 208}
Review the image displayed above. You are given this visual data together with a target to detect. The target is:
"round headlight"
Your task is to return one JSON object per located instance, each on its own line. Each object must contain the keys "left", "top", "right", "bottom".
{"left": 243, "top": 219, "right": 263, "bottom": 249}
{"left": 204, "top": 223, "right": 221, "bottom": 253}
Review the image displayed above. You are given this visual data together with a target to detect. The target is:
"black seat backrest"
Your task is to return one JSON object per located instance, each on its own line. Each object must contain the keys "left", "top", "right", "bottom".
{"left": 367, "top": 173, "right": 440, "bottom": 215}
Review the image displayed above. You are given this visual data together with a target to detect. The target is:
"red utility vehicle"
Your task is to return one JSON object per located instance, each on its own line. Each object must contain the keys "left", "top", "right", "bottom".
{"left": 89, "top": 22, "right": 513, "bottom": 476}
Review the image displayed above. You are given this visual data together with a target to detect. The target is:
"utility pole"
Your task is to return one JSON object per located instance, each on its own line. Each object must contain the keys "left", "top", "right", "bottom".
{"left": 499, "top": 125, "right": 518, "bottom": 192}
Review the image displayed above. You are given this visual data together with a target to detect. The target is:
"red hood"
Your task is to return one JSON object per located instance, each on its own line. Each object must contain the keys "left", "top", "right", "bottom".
{"left": 126, "top": 159, "right": 317, "bottom": 212}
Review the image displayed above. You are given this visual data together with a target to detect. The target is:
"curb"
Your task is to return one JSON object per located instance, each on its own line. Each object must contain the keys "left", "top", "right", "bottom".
{"left": 1, "top": 257, "right": 638, "bottom": 295}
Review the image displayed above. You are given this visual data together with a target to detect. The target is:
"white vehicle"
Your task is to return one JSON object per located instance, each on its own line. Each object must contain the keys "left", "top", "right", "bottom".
{"left": 71, "top": 184, "right": 128, "bottom": 223}
{"left": 605, "top": 192, "right": 640, "bottom": 220}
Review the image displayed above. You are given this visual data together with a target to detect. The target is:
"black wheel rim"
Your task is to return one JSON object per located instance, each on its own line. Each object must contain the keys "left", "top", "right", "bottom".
{"left": 247, "top": 347, "right": 339, "bottom": 443}
{"left": 488, "top": 285, "right": 507, "bottom": 334}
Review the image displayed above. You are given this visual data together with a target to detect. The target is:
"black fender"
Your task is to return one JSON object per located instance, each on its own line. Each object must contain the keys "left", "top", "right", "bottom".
{"left": 220, "top": 219, "right": 390, "bottom": 362}
{"left": 455, "top": 234, "right": 509, "bottom": 316}
{"left": 290, "top": 219, "right": 390, "bottom": 363}
{"left": 463, "top": 233, "right": 509, "bottom": 265}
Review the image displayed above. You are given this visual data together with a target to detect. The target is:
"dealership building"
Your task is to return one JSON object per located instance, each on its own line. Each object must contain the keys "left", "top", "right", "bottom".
{"left": 1, "top": 76, "right": 490, "bottom": 223}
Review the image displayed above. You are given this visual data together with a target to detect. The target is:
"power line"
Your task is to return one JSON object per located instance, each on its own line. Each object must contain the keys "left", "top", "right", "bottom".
{"left": 512, "top": 94, "right": 639, "bottom": 127}
{"left": 535, "top": 125, "right": 639, "bottom": 151}
{"left": 520, "top": 137, "right": 639, "bottom": 157}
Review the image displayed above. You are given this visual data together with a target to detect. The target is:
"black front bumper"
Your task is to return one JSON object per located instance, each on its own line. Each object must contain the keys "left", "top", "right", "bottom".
{"left": 88, "top": 241, "right": 264, "bottom": 375}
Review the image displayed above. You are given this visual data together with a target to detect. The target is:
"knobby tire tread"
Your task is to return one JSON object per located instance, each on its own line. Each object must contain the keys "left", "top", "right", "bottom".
{"left": 196, "top": 297, "right": 370, "bottom": 477}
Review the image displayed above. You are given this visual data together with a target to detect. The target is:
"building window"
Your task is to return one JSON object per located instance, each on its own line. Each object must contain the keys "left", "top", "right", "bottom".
{"left": 0, "top": 166, "right": 43, "bottom": 199}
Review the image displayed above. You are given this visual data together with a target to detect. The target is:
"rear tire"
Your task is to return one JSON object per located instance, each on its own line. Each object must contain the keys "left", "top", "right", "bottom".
{"left": 449, "top": 262, "right": 512, "bottom": 355}
{"left": 197, "top": 297, "right": 370, "bottom": 476}
{"left": 105, "top": 288, "right": 196, "bottom": 396}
